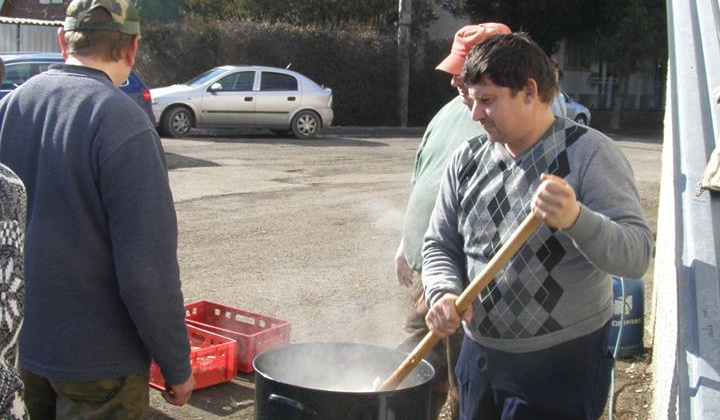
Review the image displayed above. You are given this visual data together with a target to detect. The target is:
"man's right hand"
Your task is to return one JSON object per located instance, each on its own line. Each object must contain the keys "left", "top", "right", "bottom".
{"left": 162, "top": 374, "right": 195, "bottom": 406}
{"left": 394, "top": 242, "right": 415, "bottom": 287}
{"left": 425, "top": 293, "right": 472, "bottom": 338}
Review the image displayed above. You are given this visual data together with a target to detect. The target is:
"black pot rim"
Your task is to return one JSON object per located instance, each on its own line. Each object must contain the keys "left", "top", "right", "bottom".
{"left": 253, "top": 341, "right": 435, "bottom": 394}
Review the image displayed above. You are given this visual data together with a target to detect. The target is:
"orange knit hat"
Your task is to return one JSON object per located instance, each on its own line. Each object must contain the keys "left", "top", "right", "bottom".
{"left": 435, "top": 23, "right": 512, "bottom": 75}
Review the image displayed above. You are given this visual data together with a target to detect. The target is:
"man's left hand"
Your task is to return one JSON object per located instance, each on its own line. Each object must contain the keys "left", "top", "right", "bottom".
{"left": 163, "top": 374, "right": 195, "bottom": 406}
{"left": 394, "top": 242, "right": 415, "bottom": 287}
{"left": 532, "top": 173, "right": 580, "bottom": 230}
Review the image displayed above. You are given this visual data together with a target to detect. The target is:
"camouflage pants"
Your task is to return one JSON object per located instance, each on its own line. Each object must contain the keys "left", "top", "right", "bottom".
{"left": 397, "top": 278, "right": 463, "bottom": 420}
{"left": 20, "top": 370, "right": 149, "bottom": 420}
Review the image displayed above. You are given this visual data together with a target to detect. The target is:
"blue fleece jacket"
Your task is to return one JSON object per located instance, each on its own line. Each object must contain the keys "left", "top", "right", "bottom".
{"left": 0, "top": 65, "right": 191, "bottom": 384}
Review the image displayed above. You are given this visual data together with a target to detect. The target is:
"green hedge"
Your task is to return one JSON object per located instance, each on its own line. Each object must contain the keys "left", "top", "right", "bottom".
{"left": 135, "top": 19, "right": 456, "bottom": 126}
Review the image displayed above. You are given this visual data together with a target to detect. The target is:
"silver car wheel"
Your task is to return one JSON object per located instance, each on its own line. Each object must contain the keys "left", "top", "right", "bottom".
{"left": 161, "top": 106, "right": 193, "bottom": 138}
{"left": 292, "top": 111, "right": 319, "bottom": 139}
{"left": 171, "top": 110, "right": 191, "bottom": 135}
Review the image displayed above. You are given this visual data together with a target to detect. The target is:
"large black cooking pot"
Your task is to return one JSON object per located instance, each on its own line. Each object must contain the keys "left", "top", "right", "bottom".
{"left": 253, "top": 342, "right": 435, "bottom": 420}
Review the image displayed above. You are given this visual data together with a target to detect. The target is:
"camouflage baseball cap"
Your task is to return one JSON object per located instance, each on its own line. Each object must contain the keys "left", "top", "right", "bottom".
{"left": 64, "top": 0, "right": 140, "bottom": 35}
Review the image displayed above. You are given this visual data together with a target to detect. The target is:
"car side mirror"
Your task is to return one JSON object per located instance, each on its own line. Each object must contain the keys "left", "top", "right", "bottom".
{"left": 209, "top": 83, "right": 222, "bottom": 92}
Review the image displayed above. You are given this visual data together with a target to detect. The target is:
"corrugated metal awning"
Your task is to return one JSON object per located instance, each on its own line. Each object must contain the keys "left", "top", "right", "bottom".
{"left": 653, "top": 0, "right": 720, "bottom": 419}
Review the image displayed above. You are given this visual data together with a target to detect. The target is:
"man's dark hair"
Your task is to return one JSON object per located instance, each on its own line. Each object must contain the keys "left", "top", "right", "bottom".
{"left": 461, "top": 33, "right": 558, "bottom": 104}
{"left": 64, "top": 7, "right": 135, "bottom": 62}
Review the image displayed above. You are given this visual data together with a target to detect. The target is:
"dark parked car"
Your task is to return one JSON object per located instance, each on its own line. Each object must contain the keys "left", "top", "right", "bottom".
{"left": 0, "top": 52, "right": 154, "bottom": 123}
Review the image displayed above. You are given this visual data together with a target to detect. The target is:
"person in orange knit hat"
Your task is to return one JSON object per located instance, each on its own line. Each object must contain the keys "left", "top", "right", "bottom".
{"left": 436, "top": 23, "right": 512, "bottom": 74}
{"left": 394, "top": 22, "right": 510, "bottom": 420}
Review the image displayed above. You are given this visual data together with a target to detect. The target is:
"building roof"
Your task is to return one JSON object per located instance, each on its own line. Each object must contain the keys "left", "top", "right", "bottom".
{"left": 0, "top": 16, "right": 62, "bottom": 26}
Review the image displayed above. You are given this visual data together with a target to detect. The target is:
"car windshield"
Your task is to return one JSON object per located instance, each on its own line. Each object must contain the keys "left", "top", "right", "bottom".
{"left": 183, "top": 68, "right": 226, "bottom": 87}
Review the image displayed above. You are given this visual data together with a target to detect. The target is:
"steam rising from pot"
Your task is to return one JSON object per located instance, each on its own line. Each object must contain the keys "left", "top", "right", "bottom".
{"left": 254, "top": 342, "right": 434, "bottom": 393}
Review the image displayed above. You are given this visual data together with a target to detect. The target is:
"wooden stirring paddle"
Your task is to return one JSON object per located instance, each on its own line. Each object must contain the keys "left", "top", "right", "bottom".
{"left": 377, "top": 213, "right": 543, "bottom": 391}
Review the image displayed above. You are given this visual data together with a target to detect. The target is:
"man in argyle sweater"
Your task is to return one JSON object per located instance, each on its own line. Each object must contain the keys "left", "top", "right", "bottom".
{"left": 422, "top": 33, "right": 653, "bottom": 420}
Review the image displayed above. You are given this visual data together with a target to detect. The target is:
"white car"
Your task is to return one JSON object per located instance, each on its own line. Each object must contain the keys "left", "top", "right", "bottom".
{"left": 151, "top": 66, "right": 334, "bottom": 139}
{"left": 562, "top": 91, "right": 592, "bottom": 126}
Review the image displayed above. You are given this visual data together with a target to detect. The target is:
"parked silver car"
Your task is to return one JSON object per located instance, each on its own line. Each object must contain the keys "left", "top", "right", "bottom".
{"left": 151, "top": 66, "right": 334, "bottom": 139}
{"left": 562, "top": 91, "right": 592, "bottom": 126}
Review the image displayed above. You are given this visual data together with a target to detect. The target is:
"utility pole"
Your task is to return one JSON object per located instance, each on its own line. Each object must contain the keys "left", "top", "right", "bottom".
{"left": 398, "top": 0, "right": 411, "bottom": 127}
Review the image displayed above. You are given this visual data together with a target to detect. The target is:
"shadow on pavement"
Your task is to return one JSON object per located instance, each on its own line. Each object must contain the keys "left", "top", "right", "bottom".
{"left": 186, "top": 379, "right": 255, "bottom": 416}
{"left": 326, "top": 126, "right": 425, "bottom": 139}
{"left": 146, "top": 378, "right": 255, "bottom": 420}
{"left": 147, "top": 408, "right": 176, "bottom": 420}
{"left": 169, "top": 132, "right": 388, "bottom": 147}
{"left": 165, "top": 153, "right": 220, "bottom": 170}
{"left": 160, "top": 126, "right": 430, "bottom": 147}
{"left": 608, "top": 132, "right": 663, "bottom": 144}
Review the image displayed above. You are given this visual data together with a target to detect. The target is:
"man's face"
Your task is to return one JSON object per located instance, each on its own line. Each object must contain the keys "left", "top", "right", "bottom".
{"left": 468, "top": 77, "right": 530, "bottom": 145}
{"left": 451, "top": 74, "right": 472, "bottom": 108}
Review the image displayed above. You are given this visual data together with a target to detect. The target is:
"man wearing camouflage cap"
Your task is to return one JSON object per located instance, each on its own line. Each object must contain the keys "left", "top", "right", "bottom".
{"left": 394, "top": 22, "right": 510, "bottom": 419}
{"left": 0, "top": 0, "right": 195, "bottom": 418}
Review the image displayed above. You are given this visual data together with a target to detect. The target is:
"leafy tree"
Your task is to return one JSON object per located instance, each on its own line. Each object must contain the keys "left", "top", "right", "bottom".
{"left": 180, "top": 0, "right": 240, "bottom": 20}
{"left": 133, "top": 0, "right": 183, "bottom": 23}
{"left": 441, "top": 0, "right": 606, "bottom": 53}
{"left": 443, "top": 0, "right": 666, "bottom": 131}
{"left": 181, "top": 0, "right": 442, "bottom": 34}
{"left": 592, "top": 0, "right": 666, "bottom": 130}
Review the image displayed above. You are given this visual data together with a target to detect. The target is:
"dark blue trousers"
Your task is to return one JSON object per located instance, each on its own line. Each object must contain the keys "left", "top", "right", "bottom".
{"left": 455, "top": 321, "right": 614, "bottom": 420}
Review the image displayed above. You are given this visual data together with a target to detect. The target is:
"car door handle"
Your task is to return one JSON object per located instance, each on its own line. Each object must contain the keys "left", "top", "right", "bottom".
{"left": 244, "top": 97, "right": 253, "bottom": 101}
{"left": 287, "top": 97, "right": 296, "bottom": 101}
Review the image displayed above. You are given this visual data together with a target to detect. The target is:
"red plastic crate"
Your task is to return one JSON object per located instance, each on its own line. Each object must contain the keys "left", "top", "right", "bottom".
{"left": 149, "top": 323, "right": 237, "bottom": 390}
{"left": 184, "top": 300, "right": 291, "bottom": 373}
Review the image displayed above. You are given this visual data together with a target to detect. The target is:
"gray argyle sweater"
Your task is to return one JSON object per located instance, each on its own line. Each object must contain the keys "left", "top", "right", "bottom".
{"left": 422, "top": 117, "right": 653, "bottom": 353}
